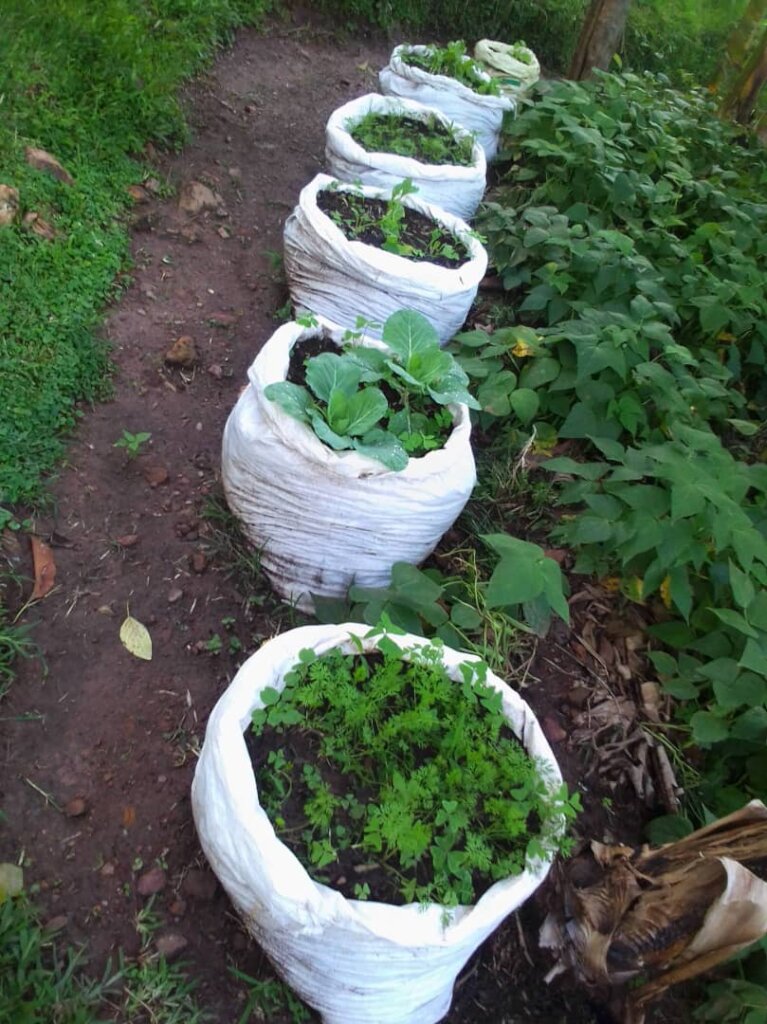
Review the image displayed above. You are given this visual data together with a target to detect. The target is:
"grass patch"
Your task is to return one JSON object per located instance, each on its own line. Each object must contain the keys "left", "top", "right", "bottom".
{"left": 0, "top": 0, "right": 273, "bottom": 508}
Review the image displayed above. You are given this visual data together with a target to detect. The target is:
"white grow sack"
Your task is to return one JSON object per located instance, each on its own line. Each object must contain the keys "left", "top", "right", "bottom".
{"left": 283, "top": 174, "right": 487, "bottom": 345}
{"left": 379, "top": 45, "right": 516, "bottom": 162}
{"left": 325, "top": 93, "right": 486, "bottom": 221}
{"left": 474, "top": 40, "right": 541, "bottom": 95}
{"left": 192, "top": 623, "right": 564, "bottom": 1024}
{"left": 221, "top": 321, "right": 476, "bottom": 612}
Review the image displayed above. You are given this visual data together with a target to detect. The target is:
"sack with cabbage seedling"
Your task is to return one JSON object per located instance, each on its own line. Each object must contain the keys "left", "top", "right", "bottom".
{"left": 325, "top": 93, "right": 486, "bottom": 221}
{"left": 283, "top": 174, "right": 487, "bottom": 345}
{"left": 379, "top": 41, "right": 515, "bottom": 161}
{"left": 221, "top": 310, "right": 476, "bottom": 611}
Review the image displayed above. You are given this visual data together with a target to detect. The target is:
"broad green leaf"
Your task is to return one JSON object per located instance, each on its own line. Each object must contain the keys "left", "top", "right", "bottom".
{"left": 382, "top": 309, "right": 439, "bottom": 362}
{"left": 713, "top": 671, "right": 766, "bottom": 710}
{"left": 353, "top": 430, "right": 409, "bottom": 471}
{"left": 120, "top": 614, "right": 152, "bottom": 661}
{"left": 477, "top": 372, "right": 516, "bottom": 416}
{"left": 428, "top": 369, "right": 481, "bottom": 410}
{"left": 263, "top": 381, "right": 313, "bottom": 423}
{"left": 519, "top": 356, "right": 560, "bottom": 390}
{"left": 739, "top": 637, "right": 767, "bottom": 676}
{"left": 726, "top": 418, "right": 759, "bottom": 437}
{"left": 260, "top": 686, "right": 281, "bottom": 706}
{"left": 483, "top": 534, "right": 547, "bottom": 607}
{"left": 729, "top": 560, "right": 756, "bottom": 609}
{"left": 450, "top": 603, "right": 483, "bottom": 630}
{"left": 522, "top": 594, "right": 553, "bottom": 637}
{"left": 711, "top": 608, "right": 758, "bottom": 638}
{"left": 746, "top": 592, "right": 767, "bottom": 630}
{"left": 731, "top": 707, "right": 767, "bottom": 743}
{"left": 509, "top": 387, "right": 540, "bottom": 423}
{"left": 311, "top": 411, "right": 350, "bottom": 451}
{"left": 389, "top": 563, "right": 446, "bottom": 623}
{"left": 339, "top": 387, "right": 388, "bottom": 436}
{"left": 306, "top": 352, "right": 361, "bottom": 402}
{"left": 690, "top": 710, "right": 729, "bottom": 746}
{"left": 645, "top": 814, "right": 693, "bottom": 845}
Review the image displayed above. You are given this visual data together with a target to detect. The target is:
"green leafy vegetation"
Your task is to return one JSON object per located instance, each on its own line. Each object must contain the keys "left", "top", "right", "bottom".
{"left": 348, "top": 111, "right": 475, "bottom": 167}
{"left": 114, "top": 430, "right": 152, "bottom": 459}
{"left": 318, "top": 179, "right": 470, "bottom": 265}
{"left": 0, "top": 893, "right": 115, "bottom": 1023}
{"left": 265, "top": 309, "right": 479, "bottom": 469}
{"left": 462, "top": 70, "right": 767, "bottom": 818}
{"left": 0, "top": 0, "right": 273, "bottom": 509}
{"left": 251, "top": 627, "right": 577, "bottom": 906}
{"left": 400, "top": 40, "right": 500, "bottom": 96}
{"left": 312, "top": 0, "right": 743, "bottom": 82}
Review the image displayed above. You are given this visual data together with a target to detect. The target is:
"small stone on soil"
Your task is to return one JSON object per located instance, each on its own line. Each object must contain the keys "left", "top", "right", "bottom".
{"left": 167, "top": 587, "right": 184, "bottom": 604}
{"left": 45, "top": 915, "right": 68, "bottom": 932}
{"left": 100, "top": 862, "right": 116, "bottom": 877}
{"left": 0, "top": 184, "right": 20, "bottom": 227}
{"left": 143, "top": 465, "right": 170, "bottom": 488}
{"left": 190, "top": 550, "right": 208, "bottom": 574}
{"left": 24, "top": 146, "right": 74, "bottom": 185}
{"left": 182, "top": 868, "right": 217, "bottom": 900}
{"left": 137, "top": 866, "right": 167, "bottom": 896}
{"left": 207, "top": 363, "right": 223, "bottom": 380}
{"left": 178, "top": 180, "right": 221, "bottom": 215}
{"left": 207, "top": 311, "right": 237, "bottom": 327}
{"left": 64, "top": 797, "right": 88, "bottom": 818}
{"left": 164, "top": 335, "right": 198, "bottom": 369}
{"left": 155, "top": 932, "right": 188, "bottom": 959}
{"left": 115, "top": 534, "right": 140, "bottom": 548}
{"left": 542, "top": 715, "right": 568, "bottom": 745}
{"left": 169, "top": 898, "right": 186, "bottom": 917}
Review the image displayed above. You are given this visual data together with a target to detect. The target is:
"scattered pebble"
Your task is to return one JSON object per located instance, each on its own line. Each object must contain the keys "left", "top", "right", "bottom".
{"left": 64, "top": 797, "right": 88, "bottom": 818}
{"left": 137, "top": 866, "right": 167, "bottom": 897}
{"left": 207, "top": 363, "right": 223, "bottom": 380}
{"left": 167, "top": 587, "right": 184, "bottom": 604}
{"left": 115, "top": 534, "right": 140, "bottom": 548}
{"left": 164, "top": 335, "right": 198, "bottom": 369}
{"left": 169, "top": 899, "right": 186, "bottom": 917}
{"left": 541, "top": 714, "right": 567, "bottom": 745}
{"left": 182, "top": 867, "right": 217, "bottom": 900}
{"left": 190, "top": 550, "right": 208, "bottom": 574}
{"left": 155, "top": 932, "right": 188, "bottom": 959}
{"left": 143, "top": 465, "right": 170, "bottom": 488}
{"left": 45, "top": 915, "right": 68, "bottom": 932}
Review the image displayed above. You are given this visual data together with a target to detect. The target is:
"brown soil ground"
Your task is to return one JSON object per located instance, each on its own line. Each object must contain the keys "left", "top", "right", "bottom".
{"left": 0, "top": 13, "right": 685, "bottom": 1024}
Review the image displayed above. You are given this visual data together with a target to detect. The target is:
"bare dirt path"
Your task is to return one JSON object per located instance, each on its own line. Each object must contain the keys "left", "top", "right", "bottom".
{"left": 1, "top": 18, "right": 624, "bottom": 1023}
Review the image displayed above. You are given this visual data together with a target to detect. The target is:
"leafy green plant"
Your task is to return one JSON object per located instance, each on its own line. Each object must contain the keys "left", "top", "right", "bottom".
{"left": 348, "top": 110, "right": 475, "bottom": 166}
{"left": 251, "top": 626, "right": 578, "bottom": 906}
{"left": 265, "top": 309, "right": 479, "bottom": 470}
{"left": 0, "top": 893, "right": 116, "bottom": 1023}
{"left": 231, "top": 969, "right": 311, "bottom": 1024}
{"left": 113, "top": 429, "right": 152, "bottom": 459}
{"left": 319, "top": 179, "right": 469, "bottom": 265}
{"left": 401, "top": 41, "right": 500, "bottom": 96}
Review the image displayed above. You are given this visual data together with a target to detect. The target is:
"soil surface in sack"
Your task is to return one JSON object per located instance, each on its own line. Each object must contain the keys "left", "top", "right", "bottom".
{"left": 317, "top": 189, "right": 470, "bottom": 267}
{"left": 0, "top": 9, "right": 686, "bottom": 1024}
{"left": 349, "top": 112, "right": 474, "bottom": 166}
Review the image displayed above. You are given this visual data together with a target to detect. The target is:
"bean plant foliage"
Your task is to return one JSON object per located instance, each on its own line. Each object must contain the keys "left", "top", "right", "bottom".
{"left": 265, "top": 310, "right": 478, "bottom": 470}
{"left": 451, "top": 70, "right": 767, "bottom": 817}
{"left": 250, "top": 625, "right": 577, "bottom": 907}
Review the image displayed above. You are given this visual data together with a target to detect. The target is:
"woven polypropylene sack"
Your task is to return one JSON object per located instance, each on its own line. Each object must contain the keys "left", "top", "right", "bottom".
{"left": 325, "top": 93, "right": 486, "bottom": 221}
{"left": 221, "top": 321, "right": 476, "bottom": 612}
{"left": 283, "top": 174, "right": 487, "bottom": 345}
{"left": 474, "top": 40, "right": 540, "bottom": 95}
{"left": 192, "top": 623, "right": 564, "bottom": 1024}
{"left": 378, "top": 45, "right": 515, "bottom": 162}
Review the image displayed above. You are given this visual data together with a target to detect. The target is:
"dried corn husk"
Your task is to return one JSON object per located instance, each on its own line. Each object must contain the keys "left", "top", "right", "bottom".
{"left": 540, "top": 801, "right": 767, "bottom": 1023}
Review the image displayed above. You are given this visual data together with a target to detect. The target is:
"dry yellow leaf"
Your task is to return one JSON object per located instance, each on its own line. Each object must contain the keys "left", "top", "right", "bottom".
{"left": 120, "top": 614, "right": 152, "bottom": 661}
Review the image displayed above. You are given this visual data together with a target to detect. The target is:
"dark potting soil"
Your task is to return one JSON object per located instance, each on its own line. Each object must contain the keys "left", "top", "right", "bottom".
{"left": 286, "top": 332, "right": 339, "bottom": 387}
{"left": 317, "top": 189, "right": 470, "bottom": 269}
